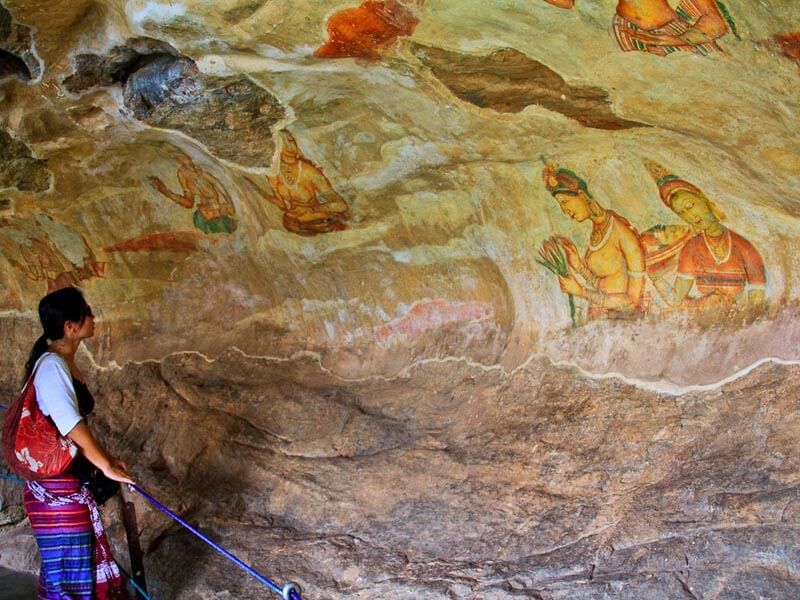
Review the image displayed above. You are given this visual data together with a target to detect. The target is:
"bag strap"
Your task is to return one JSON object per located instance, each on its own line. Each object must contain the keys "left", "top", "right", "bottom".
{"left": 20, "top": 352, "right": 57, "bottom": 395}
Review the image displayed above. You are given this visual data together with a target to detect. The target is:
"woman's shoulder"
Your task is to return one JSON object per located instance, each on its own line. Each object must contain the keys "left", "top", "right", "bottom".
{"left": 33, "top": 352, "right": 69, "bottom": 378}
{"left": 36, "top": 352, "right": 67, "bottom": 367}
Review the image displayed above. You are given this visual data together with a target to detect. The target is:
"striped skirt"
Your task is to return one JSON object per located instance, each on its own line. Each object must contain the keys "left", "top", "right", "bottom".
{"left": 23, "top": 476, "right": 127, "bottom": 599}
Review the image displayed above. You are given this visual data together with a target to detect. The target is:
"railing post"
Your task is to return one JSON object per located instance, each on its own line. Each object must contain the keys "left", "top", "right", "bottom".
{"left": 119, "top": 487, "right": 148, "bottom": 598}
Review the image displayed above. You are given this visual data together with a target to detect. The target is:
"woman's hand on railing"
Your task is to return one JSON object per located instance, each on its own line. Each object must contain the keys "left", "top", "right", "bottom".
{"left": 102, "top": 458, "right": 135, "bottom": 485}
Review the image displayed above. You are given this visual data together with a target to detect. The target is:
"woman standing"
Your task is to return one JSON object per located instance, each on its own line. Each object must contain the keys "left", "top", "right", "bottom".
{"left": 22, "top": 286, "right": 133, "bottom": 599}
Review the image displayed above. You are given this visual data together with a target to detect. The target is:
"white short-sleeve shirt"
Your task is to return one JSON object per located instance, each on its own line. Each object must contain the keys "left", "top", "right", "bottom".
{"left": 31, "top": 352, "right": 83, "bottom": 436}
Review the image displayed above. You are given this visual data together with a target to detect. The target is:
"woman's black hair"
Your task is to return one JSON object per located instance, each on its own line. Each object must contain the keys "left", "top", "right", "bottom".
{"left": 23, "top": 286, "right": 91, "bottom": 382}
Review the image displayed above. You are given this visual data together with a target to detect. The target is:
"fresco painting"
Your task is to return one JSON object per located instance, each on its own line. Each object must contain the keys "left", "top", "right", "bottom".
{"left": 544, "top": 0, "right": 737, "bottom": 56}
{"left": 539, "top": 160, "right": 769, "bottom": 325}
{"left": 643, "top": 159, "right": 767, "bottom": 314}
{"left": 374, "top": 299, "right": 494, "bottom": 343}
{"left": 540, "top": 164, "right": 647, "bottom": 323}
{"left": 247, "top": 131, "right": 351, "bottom": 236}
{"left": 315, "top": 0, "right": 425, "bottom": 59}
{"left": 0, "top": 217, "right": 105, "bottom": 295}
{"left": 149, "top": 154, "right": 238, "bottom": 235}
{"left": 103, "top": 231, "right": 201, "bottom": 253}
{"left": 0, "top": 0, "right": 791, "bottom": 371}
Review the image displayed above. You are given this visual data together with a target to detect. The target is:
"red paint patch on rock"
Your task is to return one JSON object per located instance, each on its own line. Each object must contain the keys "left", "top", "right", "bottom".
{"left": 376, "top": 299, "right": 494, "bottom": 343}
{"left": 104, "top": 231, "right": 200, "bottom": 252}
{"left": 773, "top": 32, "right": 800, "bottom": 63}
{"left": 315, "top": 1, "right": 420, "bottom": 59}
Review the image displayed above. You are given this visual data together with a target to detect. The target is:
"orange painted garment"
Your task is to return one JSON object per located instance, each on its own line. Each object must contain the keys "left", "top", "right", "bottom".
{"left": 613, "top": 0, "right": 726, "bottom": 56}
{"left": 676, "top": 229, "right": 765, "bottom": 297}
{"left": 315, "top": 1, "right": 420, "bottom": 59}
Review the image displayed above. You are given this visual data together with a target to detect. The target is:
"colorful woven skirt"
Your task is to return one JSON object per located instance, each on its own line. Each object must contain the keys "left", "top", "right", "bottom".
{"left": 23, "top": 476, "right": 127, "bottom": 600}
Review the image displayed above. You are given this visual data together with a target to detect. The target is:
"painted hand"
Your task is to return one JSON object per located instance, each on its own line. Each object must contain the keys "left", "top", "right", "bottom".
{"left": 558, "top": 274, "right": 584, "bottom": 297}
{"left": 556, "top": 236, "right": 582, "bottom": 272}
{"left": 679, "top": 28, "right": 714, "bottom": 46}
{"left": 148, "top": 176, "right": 166, "bottom": 193}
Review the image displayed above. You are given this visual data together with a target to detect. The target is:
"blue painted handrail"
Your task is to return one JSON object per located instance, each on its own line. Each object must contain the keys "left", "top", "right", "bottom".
{"left": 131, "top": 485, "right": 303, "bottom": 600}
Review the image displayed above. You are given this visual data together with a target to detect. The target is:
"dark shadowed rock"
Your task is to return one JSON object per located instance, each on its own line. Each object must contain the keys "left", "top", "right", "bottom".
{"left": 122, "top": 56, "right": 285, "bottom": 167}
{"left": 0, "top": 130, "right": 51, "bottom": 192}
{"left": 0, "top": 2, "right": 42, "bottom": 81}
{"left": 63, "top": 37, "right": 181, "bottom": 93}
{"left": 65, "top": 38, "right": 285, "bottom": 167}
{"left": 410, "top": 43, "right": 646, "bottom": 130}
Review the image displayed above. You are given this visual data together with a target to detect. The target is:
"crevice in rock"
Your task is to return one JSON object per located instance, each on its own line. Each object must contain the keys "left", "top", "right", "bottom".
{"left": 0, "top": 2, "right": 42, "bottom": 82}
{"left": 0, "top": 47, "right": 30, "bottom": 80}
{"left": 409, "top": 42, "right": 647, "bottom": 130}
{"left": 64, "top": 37, "right": 286, "bottom": 167}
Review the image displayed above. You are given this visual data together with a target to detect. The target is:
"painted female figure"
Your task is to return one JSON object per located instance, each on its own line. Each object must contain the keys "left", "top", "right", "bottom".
{"left": 643, "top": 160, "right": 766, "bottom": 312}
{"left": 542, "top": 0, "right": 736, "bottom": 56}
{"left": 542, "top": 165, "right": 646, "bottom": 320}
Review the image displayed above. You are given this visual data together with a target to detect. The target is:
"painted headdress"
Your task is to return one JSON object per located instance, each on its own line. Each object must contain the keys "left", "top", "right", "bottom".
{"left": 643, "top": 159, "right": 702, "bottom": 208}
{"left": 542, "top": 164, "right": 592, "bottom": 198}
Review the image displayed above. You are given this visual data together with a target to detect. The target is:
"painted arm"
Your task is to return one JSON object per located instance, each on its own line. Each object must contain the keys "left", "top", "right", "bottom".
{"left": 309, "top": 165, "right": 350, "bottom": 215}
{"left": 685, "top": 0, "right": 728, "bottom": 38}
{"left": 542, "top": 0, "right": 574, "bottom": 8}
{"left": 740, "top": 236, "right": 767, "bottom": 309}
{"left": 556, "top": 236, "right": 591, "bottom": 281}
{"left": 207, "top": 173, "right": 236, "bottom": 216}
{"left": 67, "top": 421, "right": 135, "bottom": 484}
{"left": 265, "top": 177, "right": 293, "bottom": 211}
{"left": 149, "top": 171, "right": 195, "bottom": 208}
{"left": 651, "top": 273, "right": 693, "bottom": 306}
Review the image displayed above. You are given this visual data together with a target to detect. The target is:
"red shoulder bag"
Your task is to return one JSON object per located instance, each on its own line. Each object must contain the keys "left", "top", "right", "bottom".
{"left": 3, "top": 360, "right": 78, "bottom": 480}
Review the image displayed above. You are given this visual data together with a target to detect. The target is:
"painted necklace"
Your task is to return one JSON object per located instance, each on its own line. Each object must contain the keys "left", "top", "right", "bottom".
{"left": 702, "top": 228, "right": 731, "bottom": 265}
{"left": 282, "top": 160, "right": 302, "bottom": 186}
{"left": 589, "top": 213, "right": 614, "bottom": 252}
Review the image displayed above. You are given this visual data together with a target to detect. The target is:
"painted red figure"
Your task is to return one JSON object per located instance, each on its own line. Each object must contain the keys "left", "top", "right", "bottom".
{"left": 315, "top": 1, "right": 424, "bottom": 59}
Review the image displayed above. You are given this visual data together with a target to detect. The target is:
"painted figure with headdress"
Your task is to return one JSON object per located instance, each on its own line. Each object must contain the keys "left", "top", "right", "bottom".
{"left": 642, "top": 159, "right": 766, "bottom": 312}
{"left": 541, "top": 164, "right": 646, "bottom": 320}
{"left": 543, "top": 0, "right": 738, "bottom": 57}
{"left": 247, "top": 131, "right": 351, "bottom": 236}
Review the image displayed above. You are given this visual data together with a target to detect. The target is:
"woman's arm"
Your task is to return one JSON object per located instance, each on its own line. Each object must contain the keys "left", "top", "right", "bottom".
{"left": 650, "top": 272, "right": 693, "bottom": 306}
{"left": 67, "top": 422, "right": 134, "bottom": 484}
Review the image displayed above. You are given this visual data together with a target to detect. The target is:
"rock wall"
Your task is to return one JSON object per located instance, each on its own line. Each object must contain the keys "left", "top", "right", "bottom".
{"left": 1, "top": 1, "right": 799, "bottom": 598}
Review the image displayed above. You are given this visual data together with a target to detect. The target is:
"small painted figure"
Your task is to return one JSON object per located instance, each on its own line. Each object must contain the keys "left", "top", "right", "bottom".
{"left": 543, "top": 0, "right": 737, "bottom": 56}
{"left": 643, "top": 159, "right": 766, "bottom": 313}
{"left": 542, "top": 164, "right": 647, "bottom": 320}
{"left": 1, "top": 221, "right": 104, "bottom": 293}
{"left": 249, "top": 131, "right": 351, "bottom": 236}
{"left": 315, "top": 0, "right": 425, "bottom": 59}
{"left": 149, "top": 154, "right": 237, "bottom": 235}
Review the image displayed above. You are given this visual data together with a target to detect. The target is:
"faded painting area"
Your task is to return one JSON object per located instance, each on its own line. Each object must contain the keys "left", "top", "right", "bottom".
{"left": 0, "top": 0, "right": 797, "bottom": 384}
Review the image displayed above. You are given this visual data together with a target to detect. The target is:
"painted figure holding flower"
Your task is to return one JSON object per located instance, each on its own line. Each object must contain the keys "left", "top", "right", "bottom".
{"left": 540, "top": 164, "right": 647, "bottom": 321}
